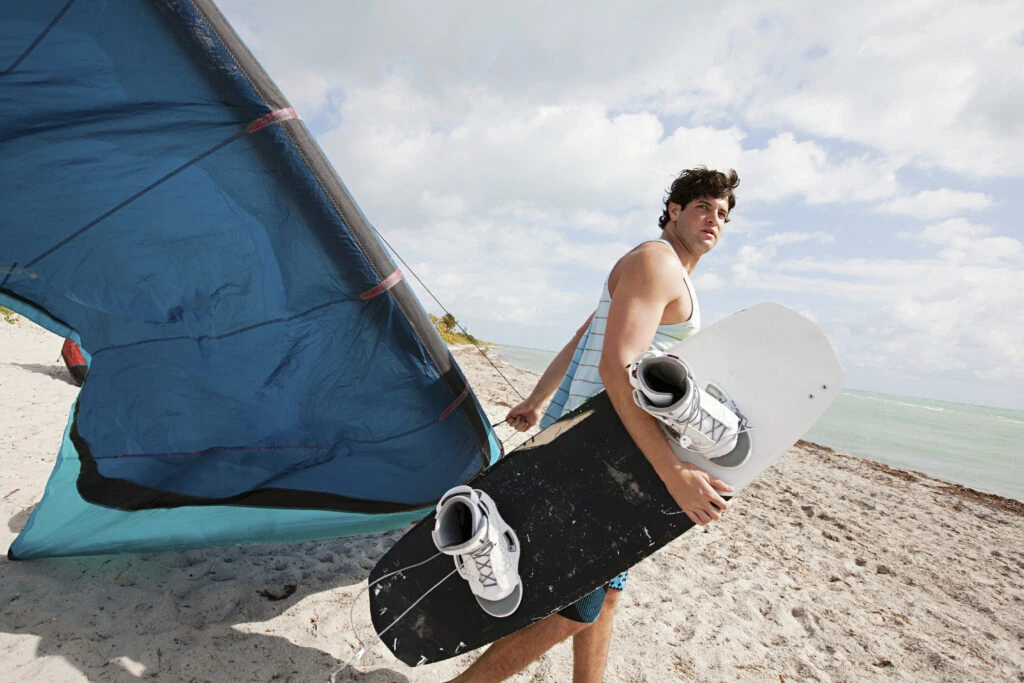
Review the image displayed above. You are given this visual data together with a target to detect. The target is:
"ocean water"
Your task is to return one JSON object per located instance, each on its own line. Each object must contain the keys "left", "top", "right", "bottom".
{"left": 489, "top": 344, "right": 1024, "bottom": 502}
{"left": 491, "top": 344, "right": 558, "bottom": 374}
{"left": 805, "top": 390, "right": 1023, "bottom": 502}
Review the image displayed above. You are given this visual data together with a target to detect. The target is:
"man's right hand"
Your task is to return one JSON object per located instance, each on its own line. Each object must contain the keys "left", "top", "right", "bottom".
{"left": 506, "top": 400, "right": 543, "bottom": 432}
{"left": 663, "top": 461, "right": 733, "bottom": 526}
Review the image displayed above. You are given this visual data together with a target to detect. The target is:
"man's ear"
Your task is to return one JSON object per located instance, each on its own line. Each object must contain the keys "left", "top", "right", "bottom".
{"left": 667, "top": 202, "right": 682, "bottom": 221}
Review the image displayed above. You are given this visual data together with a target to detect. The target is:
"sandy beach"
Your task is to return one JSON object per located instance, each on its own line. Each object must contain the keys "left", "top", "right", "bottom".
{"left": 1, "top": 316, "right": 1022, "bottom": 682}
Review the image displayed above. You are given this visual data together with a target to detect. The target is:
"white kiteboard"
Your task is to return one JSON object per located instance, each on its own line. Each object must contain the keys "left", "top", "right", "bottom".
{"left": 647, "top": 301, "right": 844, "bottom": 490}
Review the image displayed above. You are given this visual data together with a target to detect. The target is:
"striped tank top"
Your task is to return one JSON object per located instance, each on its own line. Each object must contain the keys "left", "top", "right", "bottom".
{"left": 540, "top": 239, "right": 700, "bottom": 429}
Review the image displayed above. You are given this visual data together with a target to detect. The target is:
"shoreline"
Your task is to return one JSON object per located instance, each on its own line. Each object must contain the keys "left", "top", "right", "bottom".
{"left": 2, "top": 319, "right": 1022, "bottom": 681}
{"left": 794, "top": 439, "right": 1024, "bottom": 519}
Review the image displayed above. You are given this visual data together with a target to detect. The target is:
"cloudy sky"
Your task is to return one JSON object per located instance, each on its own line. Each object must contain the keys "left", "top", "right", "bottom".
{"left": 218, "top": 0, "right": 1024, "bottom": 411}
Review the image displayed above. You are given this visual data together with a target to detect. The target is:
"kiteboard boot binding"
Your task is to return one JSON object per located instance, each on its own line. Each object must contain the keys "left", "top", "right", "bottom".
{"left": 629, "top": 350, "right": 751, "bottom": 467}
{"left": 432, "top": 486, "right": 522, "bottom": 617}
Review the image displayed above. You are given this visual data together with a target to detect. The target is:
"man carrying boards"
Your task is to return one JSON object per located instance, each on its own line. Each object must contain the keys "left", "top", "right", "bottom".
{"left": 449, "top": 166, "right": 741, "bottom": 682}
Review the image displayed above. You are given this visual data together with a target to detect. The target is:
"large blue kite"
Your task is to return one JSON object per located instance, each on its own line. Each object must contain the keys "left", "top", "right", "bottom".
{"left": 1, "top": 0, "right": 501, "bottom": 559}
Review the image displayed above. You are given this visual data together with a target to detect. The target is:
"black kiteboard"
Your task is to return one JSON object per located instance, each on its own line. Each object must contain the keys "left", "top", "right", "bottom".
{"left": 368, "top": 303, "right": 843, "bottom": 666}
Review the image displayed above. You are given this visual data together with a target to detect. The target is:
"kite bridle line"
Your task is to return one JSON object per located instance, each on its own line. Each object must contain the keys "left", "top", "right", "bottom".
{"left": 365, "top": 226, "right": 530, "bottom": 443}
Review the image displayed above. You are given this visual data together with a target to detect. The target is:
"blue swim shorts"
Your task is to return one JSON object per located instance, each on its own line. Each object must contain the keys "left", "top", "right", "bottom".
{"left": 557, "top": 570, "right": 628, "bottom": 623}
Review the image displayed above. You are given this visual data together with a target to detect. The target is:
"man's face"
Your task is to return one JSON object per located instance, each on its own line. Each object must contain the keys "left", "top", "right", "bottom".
{"left": 670, "top": 195, "right": 730, "bottom": 253}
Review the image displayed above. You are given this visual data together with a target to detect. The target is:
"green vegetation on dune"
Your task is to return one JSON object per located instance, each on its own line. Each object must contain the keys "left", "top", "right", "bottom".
{"left": 1, "top": 306, "right": 16, "bottom": 324}
{"left": 429, "top": 313, "right": 488, "bottom": 349}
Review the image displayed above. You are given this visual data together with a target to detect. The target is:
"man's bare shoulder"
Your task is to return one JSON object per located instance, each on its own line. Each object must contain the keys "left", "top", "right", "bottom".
{"left": 628, "top": 240, "right": 684, "bottom": 268}
{"left": 617, "top": 241, "right": 686, "bottom": 278}
{"left": 609, "top": 241, "right": 687, "bottom": 297}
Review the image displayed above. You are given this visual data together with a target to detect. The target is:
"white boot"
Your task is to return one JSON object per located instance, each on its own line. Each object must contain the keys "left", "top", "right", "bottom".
{"left": 432, "top": 486, "right": 523, "bottom": 617}
{"left": 629, "top": 350, "right": 744, "bottom": 461}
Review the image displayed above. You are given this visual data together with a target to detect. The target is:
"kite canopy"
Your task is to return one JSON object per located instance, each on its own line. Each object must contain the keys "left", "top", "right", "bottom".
{"left": 1, "top": 0, "right": 500, "bottom": 559}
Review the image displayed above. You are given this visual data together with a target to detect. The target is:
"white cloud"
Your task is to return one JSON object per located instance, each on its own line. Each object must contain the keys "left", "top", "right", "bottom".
{"left": 763, "top": 231, "right": 836, "bottom": 248}
{"left": 419, "top": 191, "right": 466, "bottom": 219}
{"left": 223, "top": 1, "right": 1024, "bottom": 180}
{"left": 215, "top": 1, "right": 1024, "bottom": 408}
{"left": 320, "top": 88, "right": 909, "bottom": 241}
{"left": 744, "top": 1, "right": 1024, "bottom": 176}
{"left": 914, "top": 219, "right": 1024, "bottom": 265}
{"left": 738, "top": 133, "right": 898, "bottom": 205}
{"left": 731, "top": 231, "right": 837, "bottom": 284}
{"left": 731, "top": 223, "right": 1024, "bottom": 388}
{"left": 882, "top": 189, "right": 996, "bottom": 221}
{"left": 691, "top": 271, "right": 726, "bottom": 292}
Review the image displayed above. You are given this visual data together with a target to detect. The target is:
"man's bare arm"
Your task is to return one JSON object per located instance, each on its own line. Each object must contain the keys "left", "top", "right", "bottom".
{"left": 506, "top": 313, "right": 595, "bottom": 432}
{"left": 599, "top": 247, "right": 732, "bottom": 526}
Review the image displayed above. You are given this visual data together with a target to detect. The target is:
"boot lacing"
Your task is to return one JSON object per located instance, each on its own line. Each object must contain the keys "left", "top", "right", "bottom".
{"left": 468, "top": 537, "right": 498, "bottom": 588}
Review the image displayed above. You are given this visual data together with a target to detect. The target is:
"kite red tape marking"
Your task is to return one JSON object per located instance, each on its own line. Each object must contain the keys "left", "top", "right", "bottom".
{"left": 247, "top": 108, "right": 300, "bottom": 133}
{"left": 359, "top": 269, "right": 404, "bottom": 300}
{"left": 440, "top": 386, "right": 470, "bottom": 421}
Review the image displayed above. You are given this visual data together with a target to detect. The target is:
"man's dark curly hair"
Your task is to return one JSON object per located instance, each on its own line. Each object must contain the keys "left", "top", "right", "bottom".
{"left": 658, "top": 166, "right": 740, "bottom": 229}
